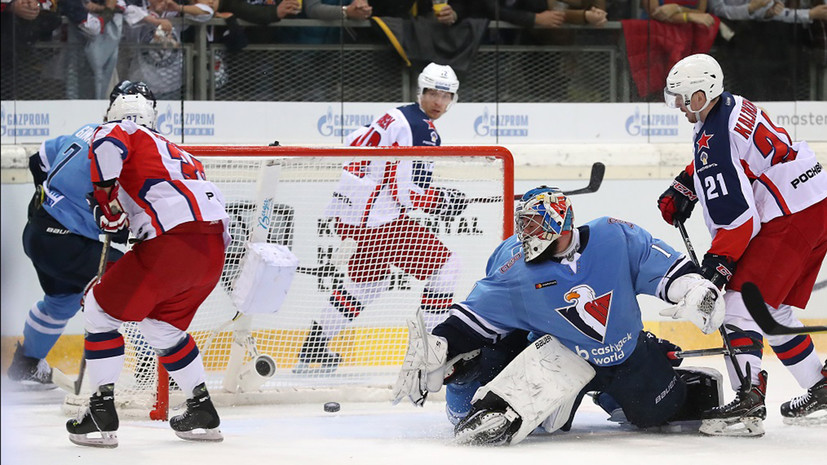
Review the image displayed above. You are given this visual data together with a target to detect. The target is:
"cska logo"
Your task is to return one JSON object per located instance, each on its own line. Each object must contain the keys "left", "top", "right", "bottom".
{"left": 555, "top": 285, "right": 612, "bottom": 343}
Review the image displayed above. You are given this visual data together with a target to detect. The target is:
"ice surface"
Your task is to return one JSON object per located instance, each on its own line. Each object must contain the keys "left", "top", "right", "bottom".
{"left": 1, "top": 355, "right": 822, "bottom": 465}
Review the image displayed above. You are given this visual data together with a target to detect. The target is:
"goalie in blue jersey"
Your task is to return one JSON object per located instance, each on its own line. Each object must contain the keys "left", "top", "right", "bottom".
{"left": 393, "top": 186, "right": 728, "bottom": 445}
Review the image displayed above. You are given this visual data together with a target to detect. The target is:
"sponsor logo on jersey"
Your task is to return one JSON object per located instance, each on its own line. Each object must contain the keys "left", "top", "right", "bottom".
{"left": 625, "top": 107, "right": 679, "bottom": 137}
{"left": 1, "top": 105, "right": 50, "bottom": 137}
{"left": 473, "top": 107, "right": 529, "bottom": 137}
{"left": 555, "top": 285, "right": 612, "bottom": 343}
{"left": 791, "top": 162, "right": 823, "bottom": 189}
{"left": 316, "top": 107, "right": 373, "bottom": 137}
{"left": 535, "top": 280, "right": 557, "bottom": 289}
{"left": 156, "top": 105, "right": 215, "bottom": 137}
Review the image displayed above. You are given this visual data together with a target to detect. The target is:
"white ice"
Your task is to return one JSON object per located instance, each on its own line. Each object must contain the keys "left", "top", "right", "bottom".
{"left": 2, "top": 355, "right": 823, "bottom": 465}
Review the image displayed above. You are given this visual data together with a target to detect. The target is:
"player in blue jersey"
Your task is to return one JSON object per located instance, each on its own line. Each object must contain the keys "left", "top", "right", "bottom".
{"left": 659, "top": 54, "right": 827, "bottom": 435}
{"left": 6, "top": 81, "right": 154, "bottom": 389}
{"left": 393, "top": 186, "right": 727, "bottom": 445}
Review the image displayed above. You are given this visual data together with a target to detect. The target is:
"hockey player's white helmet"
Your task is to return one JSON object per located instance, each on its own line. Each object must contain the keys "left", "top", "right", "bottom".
{"left": 418, "top": 62, "right": 459, "bottom": 107}
{"left": 515, "top": 186, "right": 574, "bottom": 262}
{"left": 105, "top": 93, "right": 157, "bottom": 130}
{"left": 664, "top": 54, "right": 724, "bottom": 116}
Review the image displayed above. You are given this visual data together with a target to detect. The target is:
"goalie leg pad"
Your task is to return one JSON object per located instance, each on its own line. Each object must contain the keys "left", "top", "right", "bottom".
{"left": 457, "top": 334, "right": 595, "bottom": 445}
{"left": 669, "top": 367, "right": 724, "bottom": 422}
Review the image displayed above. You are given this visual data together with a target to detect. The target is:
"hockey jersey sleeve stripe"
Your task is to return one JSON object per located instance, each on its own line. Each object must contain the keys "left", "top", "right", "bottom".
{"left": 450, "top": 303, "right": 510, "bottom": 343}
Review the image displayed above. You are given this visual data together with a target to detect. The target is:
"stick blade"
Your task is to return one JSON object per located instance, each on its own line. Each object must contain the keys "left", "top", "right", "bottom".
{"left": 741, "top": 282, "right": 777, "bottom": 334}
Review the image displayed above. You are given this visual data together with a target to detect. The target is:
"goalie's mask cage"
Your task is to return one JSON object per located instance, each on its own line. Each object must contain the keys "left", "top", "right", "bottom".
{"left": 63, "top": 146, "right": 514, "bottom": 420}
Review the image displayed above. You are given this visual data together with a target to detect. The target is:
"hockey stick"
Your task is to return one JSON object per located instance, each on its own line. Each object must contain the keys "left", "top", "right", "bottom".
{"left": 674, "top": 220, "right": 751, "bottom": 390}
{"left": 666, "top": 338, "right": 764, "bottom": 360}
{"left": 468, "top": 162, "right": 606, "bottom": 204}
{"left": 741, "top": 281, "right": 827, "bottom": 335}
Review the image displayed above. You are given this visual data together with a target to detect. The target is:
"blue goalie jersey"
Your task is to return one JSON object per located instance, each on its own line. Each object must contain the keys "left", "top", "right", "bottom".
{"left": 456, "top": 217, "right": 685, "bottom": 367}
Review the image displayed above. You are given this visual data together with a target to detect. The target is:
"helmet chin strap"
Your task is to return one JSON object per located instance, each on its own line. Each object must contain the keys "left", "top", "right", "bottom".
{"left": 687, "top": 92, "right": 712, "bottom": 120}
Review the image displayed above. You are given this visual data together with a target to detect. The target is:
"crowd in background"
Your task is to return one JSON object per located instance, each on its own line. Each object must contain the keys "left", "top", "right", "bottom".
{"left": 1, "top": 0, "right": 826, "bottom": 101}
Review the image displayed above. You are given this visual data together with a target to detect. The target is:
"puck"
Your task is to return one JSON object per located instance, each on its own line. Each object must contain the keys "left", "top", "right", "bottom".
{"left": 324, "top": 402, "right": 341, "bottom": 413}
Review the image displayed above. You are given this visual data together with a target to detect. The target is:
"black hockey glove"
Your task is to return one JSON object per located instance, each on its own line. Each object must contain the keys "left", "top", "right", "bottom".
{"left": 700, "top": 253, "right": 736, "bottom": 289}
{"left": 658, "top": 170, "right": 697, "bottom": 226}
{"left": 437, "top": 188, "right": 469, "bottom": 220}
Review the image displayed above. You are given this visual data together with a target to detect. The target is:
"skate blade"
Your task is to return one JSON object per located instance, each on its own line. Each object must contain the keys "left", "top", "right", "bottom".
{"left": 175, "top": 427, "right": 224, "bottom": 442}
{"left": 291, "top": 362, "right": 339, "bottom": 375}
{"left": 68, "top": 431, "right": 118, "bottom": 448}
{"left": 454, "top": 412, "right": 510, "bottom": 446}
{"left": 699, "top": 417, "right": 765, "bottom": 437}
{"left": 782, "top": 411, "right": 827, "bottom": 426}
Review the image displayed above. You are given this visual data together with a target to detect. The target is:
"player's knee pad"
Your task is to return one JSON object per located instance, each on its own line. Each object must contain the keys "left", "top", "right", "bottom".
{"left": 42, "top": 293, "right": 83, "bottom": 321}
{"left": 83, "top": 288, "right": 123, "bottom": 333}
{"left": 669, "top": 367, "right": 724, "bottom": 422}
{"left": 137, "top": 318, "right": 187, "bottom": 351}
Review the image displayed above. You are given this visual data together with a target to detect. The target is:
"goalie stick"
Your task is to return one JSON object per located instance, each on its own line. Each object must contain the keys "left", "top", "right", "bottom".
{"left": 666, "top": 326, "right": 764, "bottom": 360}
{"left": 467, "top": 161, "right": 606, "bottom": 203}
{"left": 741, "top": 281, "right": 827, "bottom": 335}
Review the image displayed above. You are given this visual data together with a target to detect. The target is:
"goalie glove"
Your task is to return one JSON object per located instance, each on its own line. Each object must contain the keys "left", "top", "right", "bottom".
{"left": 89, "top": 186, "right": 129, "bottom": 236}
{"left": 658, "top": 170, "right": 697, "bottom": 225}
{"left": 392, "top": 311, "right": 449, "bottom": 407}
{"left": 661, "top": 273, "right": 725, "bottom": 335}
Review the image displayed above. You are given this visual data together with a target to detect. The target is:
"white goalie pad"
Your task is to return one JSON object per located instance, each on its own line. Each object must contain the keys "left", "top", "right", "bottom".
{"left": 472, "top": 334, "right": 595, "bottom": 445}
{"left": 231, "top": 242, "right": 299, "bottom": 315}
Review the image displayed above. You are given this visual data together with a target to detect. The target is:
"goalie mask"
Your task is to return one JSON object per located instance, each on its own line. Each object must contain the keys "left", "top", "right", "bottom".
{"left": 418, "top": 62, "right": 459, "bottom": 109}
{"left": 515, "top": 186, "right": 574, "bottom": 262}
{"left": 664, "top": 54, "right": 723, "bottom": 117}
{"left": 105, "top": 93, "right": 157, "bottom": 130}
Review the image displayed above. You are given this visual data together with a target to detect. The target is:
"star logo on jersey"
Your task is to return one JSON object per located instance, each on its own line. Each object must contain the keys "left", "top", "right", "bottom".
{"left": 426, "top": 119, "right": 437, "bottom": 131}
{"left": 555, "top": 285, "right": 612, "bottom": 343}
{"left": 696, "top": 131, "right": 713, "bottom": 151}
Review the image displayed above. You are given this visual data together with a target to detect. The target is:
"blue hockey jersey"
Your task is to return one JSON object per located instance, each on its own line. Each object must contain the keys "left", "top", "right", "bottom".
{"left": 450, "top": 217, "right": 688, "bottom": 367}
{"left": 36, "top": 124, "right": 101, "bottom": 241}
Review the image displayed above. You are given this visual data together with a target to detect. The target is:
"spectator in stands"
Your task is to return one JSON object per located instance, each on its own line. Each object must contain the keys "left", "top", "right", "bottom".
{"left": 480, "top": 0, "right": 608, "bottom": 29}
{"left": 61, "top": 0, "right": 124, "bottom": 99}
{"left": 120, "top": 0, "right": 215, "bottom": 99}
{"left": 709, "top": 0, "right": 826, "bottom": 23}
{"left": 305, "top": 0, "right": 372, "bottom": 21}
{"left": 1, "top": 0, "right": 62, "bottom": 100}
{"left": 218, "top": 0, "right": 300, "bottom": 25}
{"left": 641, "top": 0, "right": 716, "bottom": 27}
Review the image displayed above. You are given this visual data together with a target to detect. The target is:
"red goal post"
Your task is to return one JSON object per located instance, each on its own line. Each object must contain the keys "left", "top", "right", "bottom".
{"left": 63, "top": 145, "right": 514, "bottom": 420}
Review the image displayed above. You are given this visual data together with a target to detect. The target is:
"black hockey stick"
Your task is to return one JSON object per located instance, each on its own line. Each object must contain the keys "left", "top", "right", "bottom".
{"left": 741, "top": 281, "right": 827, "bottom": 335}
{"left": 469, "top": 162, "right": 606, "bottom": 203}
{"left": 675, "top": 220, "right": 751, "bottom": 390}
{"left": 666, "top": 336, "right": 764, "bottom": 360}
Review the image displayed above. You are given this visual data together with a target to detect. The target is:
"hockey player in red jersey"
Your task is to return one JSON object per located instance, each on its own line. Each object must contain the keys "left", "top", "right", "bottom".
{"left": 293, "top": 63, "right": 469, "bottom": 374}
{"left": 659, "top": 54, "right": 827, "bottom": 435}
{"left": 65, "top": 88, "right": 231, "bottom": 447}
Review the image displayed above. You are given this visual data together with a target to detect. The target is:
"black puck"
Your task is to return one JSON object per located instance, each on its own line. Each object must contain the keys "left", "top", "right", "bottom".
{"left": 324, "top": 402, "right": 341, "bottom": 413}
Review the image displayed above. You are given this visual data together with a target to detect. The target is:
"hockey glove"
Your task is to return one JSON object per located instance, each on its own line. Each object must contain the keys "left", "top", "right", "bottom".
{"left": 658, "top": 170, "right": 697, "bottom": 225}
{"left": 392, "top": 311, "right": 449, "bottom": 407}
{"left": 89, "top": 186, "right": 129, "bottom": 236}
{"left": 661, "top": 273, "right": 725, "bottom": 334}
{"left": 436, "top": 188, "right": 469, "bottom": 220}
{"left": 700, "top": 253, "right": 736, "bottom": 289}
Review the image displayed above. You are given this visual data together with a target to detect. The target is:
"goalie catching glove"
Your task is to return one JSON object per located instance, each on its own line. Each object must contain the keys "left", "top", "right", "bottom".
{"left": 392, "top": 310, "right": 479, "bottom": 407}
{"left": 661, "top": 273, "right": 725, "bottom": 334}
{"left": 89, "top": 185, "right": 129, "bottom": 236}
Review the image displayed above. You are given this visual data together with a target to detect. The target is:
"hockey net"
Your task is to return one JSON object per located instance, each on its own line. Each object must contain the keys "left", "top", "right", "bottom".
{"left": 63, "top": 146, "right": 514, "bottom": 420}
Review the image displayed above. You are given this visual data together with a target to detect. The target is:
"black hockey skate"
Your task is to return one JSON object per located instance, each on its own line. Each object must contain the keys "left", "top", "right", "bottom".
{"left": 7, "top": 342, "right": 56, "bottom": 391}
{"left": 454, "top": 392, "right": 523, "bottom": 446}
{"left": 292, "top": 321, "right": 342, "bottom": 375}
{"left": 780, "top": 371, "right": 827, "bottom": 426}
{"left": 66, "top": 384, "right": 119, "bottom": 448}
{"left": 170, "top": 383, "right": 223, "bottom": 442}
{"left": 699, "top": 370, "right": 767, "bottom": 437}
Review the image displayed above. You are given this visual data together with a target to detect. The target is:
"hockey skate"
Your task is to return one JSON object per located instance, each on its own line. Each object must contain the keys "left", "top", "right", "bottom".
{"left": 292, "top": 321, "right": 342, "bottom": 375}
{"left": 699, "top": 370, "right": 767, "bottom": 437}
{"left": 66, "top": 384, "right": 119, "bottom": 448}
{"left": 7, "top": 342, "right": 57, "bottom": 391}
{"left": 170, "top": 383, "right": 223, "bottom": 442}
{"left": 780, "top": 374, "right": 827, "bottom": 426}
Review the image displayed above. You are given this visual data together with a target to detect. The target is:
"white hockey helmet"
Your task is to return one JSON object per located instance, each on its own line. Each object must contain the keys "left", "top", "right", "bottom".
{"left": 105, "top": 93, "right": 157, "bottom": 130}
{"left": 515, "top": 186, "right": 574, "bottom": 262}
{"left": 664, "top": 54, "right": 724, "bottom": 116}
{"left": 418, "top": 62, "right": 459, "bottom": 106}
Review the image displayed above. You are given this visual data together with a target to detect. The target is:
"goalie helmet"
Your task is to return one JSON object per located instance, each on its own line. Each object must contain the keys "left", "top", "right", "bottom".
{"left": 105, "top": 93, "right": 157, "bottom": 130}
{"left": 418, "top": 62, "right": 459, "bottom": 107}
{"left": 515, "top": 186, "right": 574, "bottom": 262}
{"left": 664, "top": 54, "right": 723, "bottom": 115}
